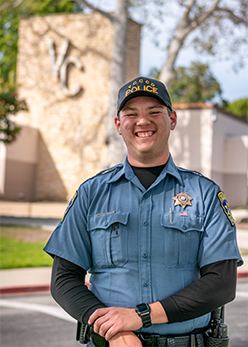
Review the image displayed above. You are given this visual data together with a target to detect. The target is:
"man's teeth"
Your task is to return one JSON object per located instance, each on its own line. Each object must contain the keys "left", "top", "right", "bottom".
{"left": 137, "top": 132, "right": 153, "bottom": 138}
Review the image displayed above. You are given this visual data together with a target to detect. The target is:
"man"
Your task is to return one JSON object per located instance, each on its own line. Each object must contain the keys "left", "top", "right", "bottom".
{"left": 44, "top": 76, "right": 243, "bottom": 347}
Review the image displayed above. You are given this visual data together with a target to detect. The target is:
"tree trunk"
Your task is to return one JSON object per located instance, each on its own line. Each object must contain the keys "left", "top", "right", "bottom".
{"left": 159, "top": 32, "right": 185, "bottom": 88}
{"left": 159, "top": 0, "right": 222, "bottom": 89}
{"left": 105, "top": 0, "right": 129, "bottom": 167}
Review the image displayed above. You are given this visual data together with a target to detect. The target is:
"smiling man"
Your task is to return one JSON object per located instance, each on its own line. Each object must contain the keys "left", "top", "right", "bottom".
{"left": 115, "top": 96, "right": 176, "bottom": 166}
{"left": 44, "top": 76, "right": 243, "bottom": 347}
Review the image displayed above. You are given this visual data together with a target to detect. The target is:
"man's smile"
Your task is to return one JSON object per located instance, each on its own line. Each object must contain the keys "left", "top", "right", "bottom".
{"left": 135, "top": 131, "right": 155, "bottom": 138}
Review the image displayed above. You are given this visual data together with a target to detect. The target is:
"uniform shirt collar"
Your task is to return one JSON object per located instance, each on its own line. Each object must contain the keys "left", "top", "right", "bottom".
{"left": 107, "top": 155, "right": 184, "bottom": 187}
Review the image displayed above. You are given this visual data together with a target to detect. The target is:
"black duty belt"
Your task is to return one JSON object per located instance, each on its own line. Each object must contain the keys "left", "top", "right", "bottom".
{"left": 76, "top": 322, "right": 229, "bottom": 346}
{"left": 136, "top": 332, "right": 205, "bottom": 346}
{"left": 90, "top": 329, "right": 205, "bottom": 347}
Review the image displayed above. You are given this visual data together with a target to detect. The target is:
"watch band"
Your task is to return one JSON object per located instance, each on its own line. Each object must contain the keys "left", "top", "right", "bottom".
{"left": 135, "top": 303, "right": 152, "bottom": 328}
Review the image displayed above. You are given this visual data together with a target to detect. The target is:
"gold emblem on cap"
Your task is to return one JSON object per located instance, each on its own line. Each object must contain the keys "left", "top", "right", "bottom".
{"left": 139, "top": 79, "right": 143, "bottom": 83}
{"left": 172, "top": 193, "right": 193, "bottom": 209}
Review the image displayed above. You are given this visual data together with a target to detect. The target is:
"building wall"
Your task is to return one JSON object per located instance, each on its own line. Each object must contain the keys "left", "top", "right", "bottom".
{"left": 169, "top": 107, "right": 214, "bottom": 177}
{"left": 212, "top": 111, "right": 248, "bottom": 176}
{"left": 0, "top": 126, "right": 39, "bottom": 201}
{"left": 211, "top": 111, "right": 248, "bottom": 207}
{"left": 15, "top": 13, "right": 141, "bottom": 201}
{"left": 170, "top": 106, "right": 248, "bottom": 208}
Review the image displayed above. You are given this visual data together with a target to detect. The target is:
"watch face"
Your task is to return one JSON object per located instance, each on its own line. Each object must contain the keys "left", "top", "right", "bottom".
{"left": 136, "top": 303, "right": 152, "bottom": 327}
{"left": 138, "top": 303, "right": 149, "bottom": 312}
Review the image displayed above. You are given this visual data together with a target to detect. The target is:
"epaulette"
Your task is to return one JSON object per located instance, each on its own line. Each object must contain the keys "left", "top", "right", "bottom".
{"left": 100, "top": 167, "right": 119, "bottom": 175}
{"left": 78, "top": 164, "right": 123, "bottom": 187}
{"left": 177, "top": 167, "right": 203, "bottom": 176}
{"left": 94, "top": 164, "right": 123, "bottom": 178}
{"left": 178, "top": 167, "right": 218, "bottom": 185}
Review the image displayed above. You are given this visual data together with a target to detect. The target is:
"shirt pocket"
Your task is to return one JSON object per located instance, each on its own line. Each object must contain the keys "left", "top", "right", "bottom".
{"left": 88, "top": 212, "right": 129, "bottom": 268}
{"left": 160, "top": 212, "right": 204, "bottom": 268}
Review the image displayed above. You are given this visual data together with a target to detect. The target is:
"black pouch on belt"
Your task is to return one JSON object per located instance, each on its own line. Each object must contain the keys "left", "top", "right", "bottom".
{"left": 204, "top": 306, "right": 229, "bottom": 347}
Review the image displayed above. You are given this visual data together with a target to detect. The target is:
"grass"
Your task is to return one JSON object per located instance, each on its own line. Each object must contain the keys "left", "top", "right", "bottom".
{"left": 0, "top": 226, "right": 53, "bottom": 269}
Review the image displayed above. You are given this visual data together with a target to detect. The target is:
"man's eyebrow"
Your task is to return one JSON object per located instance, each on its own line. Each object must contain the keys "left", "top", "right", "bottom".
{"left": 122, "top": 104, "right": 164, "bottom": 112}
{"left": 147, "top": 105, "right": 164, "bottom": 110}
{"left": 121, "top": 106, "right": 138, "bottom": 112}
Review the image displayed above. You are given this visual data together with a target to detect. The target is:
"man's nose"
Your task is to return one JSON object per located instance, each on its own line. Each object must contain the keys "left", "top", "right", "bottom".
{"left": 136, "top": 112, "right": 150, "bottom": 125}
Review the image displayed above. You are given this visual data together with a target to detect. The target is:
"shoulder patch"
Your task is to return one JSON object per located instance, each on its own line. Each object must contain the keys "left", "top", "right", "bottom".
{"left": 217, "top": 191, "right": 235, "bottom": 226}
{"left": 61, "top": 191, "right": 78, "bottom": 223}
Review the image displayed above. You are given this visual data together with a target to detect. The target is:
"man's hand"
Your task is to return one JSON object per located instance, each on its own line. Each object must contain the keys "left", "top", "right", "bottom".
{"left": 109, "top": 332, "right": 142, "bottom": 347}
{"left": 88, "top": 307, "right": 143, "bottom": 341}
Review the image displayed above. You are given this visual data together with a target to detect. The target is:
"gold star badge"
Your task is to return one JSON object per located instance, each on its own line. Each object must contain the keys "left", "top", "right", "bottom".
{"left": 172, "top": 192, "right": 193, "bottom": 209}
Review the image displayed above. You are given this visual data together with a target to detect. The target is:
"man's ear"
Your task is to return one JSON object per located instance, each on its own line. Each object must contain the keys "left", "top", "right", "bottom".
{"left": 170, "top": 110, "right": 177, "bottom": 130}
{"left": 115, "top": 117, "right": 122, "bottom": 135}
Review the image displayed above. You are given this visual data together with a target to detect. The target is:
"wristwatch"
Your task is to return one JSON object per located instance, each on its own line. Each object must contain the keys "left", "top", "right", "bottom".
{"left": 135, "top": 303, "right": 152, "bottom": 327}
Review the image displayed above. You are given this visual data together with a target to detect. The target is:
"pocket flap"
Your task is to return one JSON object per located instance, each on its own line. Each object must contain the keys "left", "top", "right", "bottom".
{"left": 161, "top": 211, "right": 204, "bottom": 232}
{"left": 88, "top": 212, "right": 129, "bottom": 231}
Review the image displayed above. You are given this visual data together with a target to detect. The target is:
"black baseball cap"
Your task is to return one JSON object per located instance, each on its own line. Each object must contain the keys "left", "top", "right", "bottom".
{"left": 117, "top": 76, "right": 172, "bottom": 113}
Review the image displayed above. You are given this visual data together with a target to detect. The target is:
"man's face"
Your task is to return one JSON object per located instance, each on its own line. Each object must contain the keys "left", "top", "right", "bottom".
{"left": 115, "top": 96, "right": 177, "bottom": 166}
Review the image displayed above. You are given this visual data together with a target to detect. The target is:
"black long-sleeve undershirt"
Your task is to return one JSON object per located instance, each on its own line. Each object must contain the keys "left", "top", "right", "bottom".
{"left": 51, "top": 256, "right": 237, "bottom": 325}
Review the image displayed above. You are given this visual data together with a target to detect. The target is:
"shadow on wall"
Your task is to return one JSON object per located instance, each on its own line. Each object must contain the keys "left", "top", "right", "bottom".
{"left": 34, "top": 133, "right": 68, "bottom": 202}
{"left": 2, "top": 129, "right": 68, "bottom": 202}
{"left": 4, "top": 159, "right": 37, "bottom": 201}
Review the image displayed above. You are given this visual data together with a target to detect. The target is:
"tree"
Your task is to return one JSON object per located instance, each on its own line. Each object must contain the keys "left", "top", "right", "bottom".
{"left": 0, "top": 78, "right": 28, "bottom": 144}
{"left": 155, "top": 62, "right": 222, "bottom": 104}
{"left": 223, "top": 98, "right": 248, "bottom": 120}
{"left": 0, "top": 0, "right": 77, "bottom": 82}
{"left": 0, "top": 0, "right": 77, "bottom": 143}
{"left": 1, "top": 0, "right": 247, "bottom": 159}
{"left": 72, "top": 0, "right": 129, "bottom": 167}
{"left": 0, "top": 0, "right": 129, "bottom": 162}
{"left": 72, "top": 0, "right": 247, "bottom": 165}
{"left": 158, "top": 0, "right": 248, "bottom": 87}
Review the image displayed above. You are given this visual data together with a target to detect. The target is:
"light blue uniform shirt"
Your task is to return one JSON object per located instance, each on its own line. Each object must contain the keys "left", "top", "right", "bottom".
{"left": 44, "top": 155, "right": 243, "bottom": 335}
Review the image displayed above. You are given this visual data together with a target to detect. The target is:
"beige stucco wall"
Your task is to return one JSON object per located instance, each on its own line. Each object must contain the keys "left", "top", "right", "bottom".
{"left": 211, "top": 112, "right": 248, "bottom": 207}
{"left": 212, "top": 112, "right": 247, "bottom": 172}
{"left": 170, "top": 107, "right": 248, "bottom": 207}
{"left": 15, "top": 13, "right": 141, "bottom": 201}
{"left": 169, "top": 107, "right": 214, "bottom": 177}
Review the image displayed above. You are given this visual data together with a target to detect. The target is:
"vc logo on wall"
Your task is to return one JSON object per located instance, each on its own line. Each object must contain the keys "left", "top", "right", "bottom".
{"left": 46, "top": 38, "right": 83, "bottom": 97}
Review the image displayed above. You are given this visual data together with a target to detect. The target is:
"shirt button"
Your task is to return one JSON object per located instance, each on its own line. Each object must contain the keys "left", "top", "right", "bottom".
{"left": 143, "top": 221, "right": 148, "bottom": 226}
{"left": 144, "top": 282, "right": 148, "bottom": 287}
{"left": 182, "top": 225, "right": 187, "bottom": 230}
{"left": 142, "top": 253, "right": 147, "bottom": 258}
{"left": 104, "top": 222, "right": 108, "bottom": 226}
